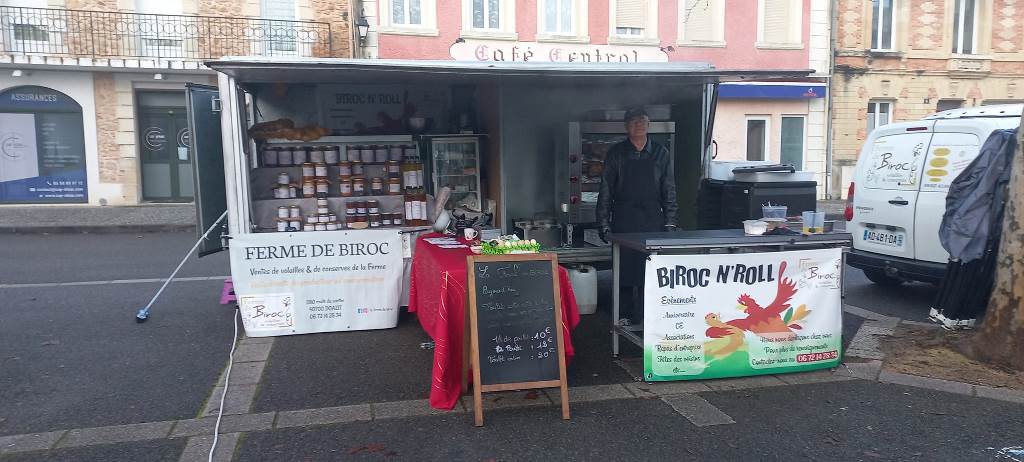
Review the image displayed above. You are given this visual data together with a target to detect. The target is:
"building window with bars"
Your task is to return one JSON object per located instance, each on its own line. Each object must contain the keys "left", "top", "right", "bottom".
{"left": 871, "top": 0, "right": 894, "bottom": 50}
{"left": 678, "top": 0, "right": 724, "bottom": 46}
{"left": 757, "top": 0, "right": 802, "bottom": 48}
{"left": 952, "top": 0, "right": 977, "bottom": 54}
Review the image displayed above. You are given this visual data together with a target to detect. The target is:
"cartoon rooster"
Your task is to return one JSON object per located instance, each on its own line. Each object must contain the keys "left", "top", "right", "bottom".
{"left": 704, "top": 261, "right": 811, "bottom": 358}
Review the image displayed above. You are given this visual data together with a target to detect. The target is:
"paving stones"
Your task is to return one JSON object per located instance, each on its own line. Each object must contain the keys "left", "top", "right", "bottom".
{"left": 177, "top": 432, "right": 240, "bottom": 462}
{"left": 0, "top": 431, "right": 65, "bottom": 454}
{"left": 58, "top": 421, "right": 174, "bottom": 448}
{"left": 275, "top": 405, "right": 373, "bottom": 428}
{"left": 660, "top": 394, "right": 736, "bottom": 426}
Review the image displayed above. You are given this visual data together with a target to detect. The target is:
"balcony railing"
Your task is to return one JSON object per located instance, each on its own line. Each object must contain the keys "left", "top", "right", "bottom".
{"left": 0, "top": 6, "right": 333, "bottom": 60}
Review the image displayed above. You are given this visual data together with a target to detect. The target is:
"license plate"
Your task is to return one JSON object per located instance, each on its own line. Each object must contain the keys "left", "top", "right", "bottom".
{"left": 863, "top": 229, "right": 905, "bottom": 248}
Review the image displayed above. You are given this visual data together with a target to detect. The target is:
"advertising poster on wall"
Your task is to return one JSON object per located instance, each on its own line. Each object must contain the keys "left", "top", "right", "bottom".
{"left": 317, "top": 84, "right": 450, "bottom": 135}
{"left": 229, "top": 230, "right": 405, "bottom": 337}
{"left": 643, "top": 249, "right": 843, "bottom": 381}
{"left": 0, "top": 86, "right": 88, "bottom": 203}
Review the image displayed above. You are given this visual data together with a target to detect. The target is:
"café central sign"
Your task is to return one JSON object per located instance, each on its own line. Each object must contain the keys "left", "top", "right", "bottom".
{"left": 449, "top": 40, "right": 668, "bottom": 63}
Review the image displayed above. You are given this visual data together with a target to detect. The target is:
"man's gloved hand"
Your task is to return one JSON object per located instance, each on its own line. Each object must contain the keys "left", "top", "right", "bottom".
{"left": 599, "top": 226, "right": 611, "bottom": 243}
{"left": 664, "top": 224, "right": 678, "bottom": 232}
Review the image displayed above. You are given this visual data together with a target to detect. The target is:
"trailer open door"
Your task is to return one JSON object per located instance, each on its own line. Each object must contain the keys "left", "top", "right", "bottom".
{"left": 186, "top": 83, "right": 228, "bottom": 257}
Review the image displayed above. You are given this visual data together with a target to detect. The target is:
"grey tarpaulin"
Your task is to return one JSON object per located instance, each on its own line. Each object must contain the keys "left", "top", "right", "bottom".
{"left": 939, "top": 128, "right": 1018, "bottom": 262}
{"left": 932, "top": 128, "right": 1018, "bottom": 326}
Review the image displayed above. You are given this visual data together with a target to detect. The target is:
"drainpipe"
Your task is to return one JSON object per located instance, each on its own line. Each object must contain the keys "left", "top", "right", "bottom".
{"left": 824, "top": 0, "right": 838, "bottom": 200}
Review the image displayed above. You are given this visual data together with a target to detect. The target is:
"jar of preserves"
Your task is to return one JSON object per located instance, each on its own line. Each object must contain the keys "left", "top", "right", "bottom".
{"left": 392, "top": 213, "right": 403, "bottom": 226}
{"left": 317, "top": 204, "right": 330, "bottom": 215}
{"left": 277, "top": 206, "right": 290, "bottom": 219}
{"left": 338, "top": 160, "right": 352, "bottom": 177}
{"left": 316, "top": 197, "right": 328, "bottom": 207}
{"left": 288, "top": 205, "right": 301, "bottom": 218}
{"left": 288, "top": 218, "right": 302, "bottom": 230}
{"left": 375, "top": 146, "right": 389, "bottom": 163}
{"left": 385, "top": 160, "right": 400, "bottom": 176}
{"left": 346, "top": 201, "right": 358, "bottom": 216}
{"left": 326, "top": 146, "right": 341, "bottom": 164}
{"left": 288, "top": 185, "right": 298, "bottom": 198}
{"left": 310, "top": 146, "right": 325, "bottom": 164}
{"left": 381, "top": 214, "right": 392, "bottom": 227}
{"left": 369, "top": 213, "right": 381, "bottom": 228}
{"left": 302, "top": 179, "right": 316, "bottom": 198}
{"left": 306, "top": 215, "right": 317, "bottom": 224}
{"left": 276, "top": 218, "right": 288, "bottom": 232}
{"left": 301, "top": 162, "right": 315, "bottom": 179}
{"left": 292, "top": 147, "right": 308, "bottom": 164}
{"left": 370, "top": 177, "right": 384, "bottom": 195}
{"left": 273, "top": 184, "right": 290, "bottom": 199}
{"left": 338, "top": 176, "right": 353, "bottom": 197}
{"left": 262, "top": 147, "right": 278, "bottom": 167}
{"left": 277, "top": 171, "right": 290, "bottom": 185}
{"left": 315, "top": 223, "right": 327, "bottom": 231}
{"left": 326, "top": 222, "right": 338, "bottom": 231}
{"left": 388, "top": 145, "right": 403, "bottom": 162}
{"left": 361, "top": 145, "right": 376, "bottom": 163}
{"left": 387, "top": 177, "right": 401, "bottom": 195}
{"left": 367, "top": 200, "right": 380, "bottom": 214}
{"left": 277, "top": 147, "right": 293, "bottom": 166}
{"left": 303, "top": 223, "right": 315, "bottom": 232}
{"left": 355, "top": 200, "right": 367, "bottom": 215}
{"left": 351, "top": 160, "right": 364, "bottom": 176}
{"left": 315, "top": 179, "right": 330, "bottom": 196}
{"left": 314, "top": 162, "right": 328, "bottom": 178}
{"left": 350, "top": 214, "right": 369, "bottom": 230}
{"left": 318, "top": 214, "right": 331, "bottom": 224}
{"left": 351, "top": 176, "right": 367, "bottom": 196}
{"left": 328, "top": 213, "right": 338, "bottom": 223}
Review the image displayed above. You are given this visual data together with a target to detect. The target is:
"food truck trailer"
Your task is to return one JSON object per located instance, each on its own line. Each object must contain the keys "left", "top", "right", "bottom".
{"left": 186, "top": 58, "right": 815, "bottom": 337}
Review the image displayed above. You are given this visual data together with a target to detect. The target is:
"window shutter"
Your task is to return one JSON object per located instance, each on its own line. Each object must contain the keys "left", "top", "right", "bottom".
{"left": 616, "top": 0, "right": 646, "bottom": 29}
{"left": 682, "top": 0, "right": 715, "bottom": 42}
{"left": 762, "top": 0, "right": 792, "bottom": 43}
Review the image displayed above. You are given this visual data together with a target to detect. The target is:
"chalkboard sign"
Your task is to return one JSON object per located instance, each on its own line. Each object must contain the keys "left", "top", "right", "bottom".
{"left": 466, "top": 253, "right": 569, "bottom": 426}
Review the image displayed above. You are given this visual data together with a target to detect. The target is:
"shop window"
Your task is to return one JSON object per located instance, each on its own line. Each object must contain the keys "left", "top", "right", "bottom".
{"left": 746, "top": 117, "right": 769, "bottom": 161}
{"left": 380, "top": 0, "right": 438, "bottom": 35}
{"left": 871, "top": 0, "right": 895, "bottom": 50}
{"left": 0, "top": 85, "right": 88, "bottom": 204}
{"left": 936, "top": 99, "right": 963, "bottom": 112}
{"left": 780, "top": 116, "right": 805, "bottom": 168}
{"left": 867, "top": 101, "right": 892, "bottom": 134}
{"left": 678, "top": 0, "right": 725, "bottom": 46}
{"left": 609, "top": 0, "right": 657, "bottom": 44}
{"left": 757, "top": 0, "right": 802, "bottom": 48}
{"left": 952, "top": 0, "right": 977, "bottom": 54}
{"left": 461, "top": 0, "right": 515, "bottom": 39}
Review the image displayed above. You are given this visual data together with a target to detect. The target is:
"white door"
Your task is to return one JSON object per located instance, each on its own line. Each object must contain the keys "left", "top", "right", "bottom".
{"left": 849, "top": 122, "right": 934, "bottom": 260}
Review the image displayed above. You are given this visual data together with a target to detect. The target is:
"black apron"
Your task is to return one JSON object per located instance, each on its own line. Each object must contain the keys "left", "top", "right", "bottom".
{"left": 611, "top": 152, "right": 664, "bottom": 291}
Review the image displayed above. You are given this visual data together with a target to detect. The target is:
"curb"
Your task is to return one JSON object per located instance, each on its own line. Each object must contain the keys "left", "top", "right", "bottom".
{"left": 841, "top": 304, "right": 1024, "bottom": 404}
{"left": 0, "top": 224, "right": 196, "bottom": 234}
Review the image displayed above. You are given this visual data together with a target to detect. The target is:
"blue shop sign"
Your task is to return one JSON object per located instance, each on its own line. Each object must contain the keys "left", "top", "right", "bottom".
{"left": 719, "top": 83, "right": 827, "bottom": 99}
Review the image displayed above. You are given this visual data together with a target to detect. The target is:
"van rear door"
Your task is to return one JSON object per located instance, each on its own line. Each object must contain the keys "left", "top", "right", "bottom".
{"left": 850, "top": 122, "right": 934, "bottom": 260}
{"left": 913, "top": 121, "right": 989, "bottom": 263}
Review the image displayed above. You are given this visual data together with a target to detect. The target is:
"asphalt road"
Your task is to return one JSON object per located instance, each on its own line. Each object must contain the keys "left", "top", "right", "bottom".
{"left": 1, "top": 231, "right": 1011, "bottom": 462}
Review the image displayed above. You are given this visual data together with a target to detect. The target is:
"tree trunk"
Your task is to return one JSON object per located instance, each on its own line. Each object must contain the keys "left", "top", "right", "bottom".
{"left": 964, "top": 120, "right": 1024, "bottom": 370}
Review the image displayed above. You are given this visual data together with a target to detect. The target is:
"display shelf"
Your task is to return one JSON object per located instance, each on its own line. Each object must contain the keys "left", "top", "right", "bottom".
{"left": 262, "top": 135, "right": 415, "bottom": 145}
{"left": 254, "top": 194, "right": 406, "bottom": 203}
{"left": 251, "top": 195, "right": 409, "bottom": 230}
{"left": 254, "top": 162, "right": 397, "bottom": 169}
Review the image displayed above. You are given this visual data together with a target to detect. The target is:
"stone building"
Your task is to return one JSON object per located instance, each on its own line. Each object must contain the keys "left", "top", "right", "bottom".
{"left": 831, "top": 0, "right": 1024, "bottom": 198}
{"left": 0, "top": 0, "right": 352, "bottom": 205}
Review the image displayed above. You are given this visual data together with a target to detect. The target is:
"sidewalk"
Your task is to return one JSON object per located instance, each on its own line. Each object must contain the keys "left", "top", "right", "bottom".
{"left": 0, "top": 204, "right": 197, "bottom": 234}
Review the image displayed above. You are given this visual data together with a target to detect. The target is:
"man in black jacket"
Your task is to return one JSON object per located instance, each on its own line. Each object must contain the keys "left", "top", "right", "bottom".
{"left": 596, "top": 107, "right": 678, "bottom": 324}
{"left": 597, "top": 107, "right": 678, "bottom": 239}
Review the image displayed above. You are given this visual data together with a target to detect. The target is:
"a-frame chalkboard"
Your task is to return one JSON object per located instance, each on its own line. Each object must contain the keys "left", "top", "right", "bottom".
{"left": 466, "top": 253, "right": 570, "bottom": 426}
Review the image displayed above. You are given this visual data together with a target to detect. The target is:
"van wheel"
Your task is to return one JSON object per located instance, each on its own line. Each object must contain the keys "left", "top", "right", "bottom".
{"left": 863, "top": 269, "right": 904, "bottom": 286}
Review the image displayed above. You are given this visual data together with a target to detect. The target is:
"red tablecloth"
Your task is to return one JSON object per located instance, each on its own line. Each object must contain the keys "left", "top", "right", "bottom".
{"left": 409, "top": 233, "right": 581, "bottom": 410}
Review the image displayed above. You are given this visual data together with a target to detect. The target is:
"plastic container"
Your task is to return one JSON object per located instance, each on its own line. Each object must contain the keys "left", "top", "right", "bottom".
{"left": 762, "top": 205, "right": 788, "bottom": 219}
{"left": 566, "top": 265, "right": 598, "bottom": 315}
{"left": 743, "top": 220, "right": 768, "bottom": 235}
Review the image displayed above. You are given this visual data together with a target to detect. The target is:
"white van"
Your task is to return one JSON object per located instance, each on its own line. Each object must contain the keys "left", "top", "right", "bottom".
{"left": 846, "top": 104, "right": 1022, "bottom": 285}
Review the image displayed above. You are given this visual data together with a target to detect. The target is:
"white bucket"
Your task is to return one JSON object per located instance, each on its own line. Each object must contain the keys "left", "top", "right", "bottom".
{"left": 566, "top": 265, "right": 598, "bottom": 315}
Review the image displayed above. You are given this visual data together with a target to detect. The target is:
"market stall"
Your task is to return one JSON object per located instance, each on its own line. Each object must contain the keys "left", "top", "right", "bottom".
{"left": 609, "top": 229, "right": 852, "bottom": 380}
{"left": 408, "top": 233, "right": 581, "bottom": 410}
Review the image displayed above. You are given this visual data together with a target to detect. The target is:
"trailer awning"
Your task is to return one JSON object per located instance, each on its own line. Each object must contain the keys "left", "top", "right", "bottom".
{"left": 204, "top": 57, "right": 814, "bottom": 85}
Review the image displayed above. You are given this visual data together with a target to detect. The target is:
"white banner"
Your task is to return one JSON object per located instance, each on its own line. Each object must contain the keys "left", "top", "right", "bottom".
{"left": 450, "top": 39, "right": 669, "bottom": 63}
{"left": 644, "top": 248, "right": 843, "bottom": 381}
{"left": 229, "top": 230, "right": 405, "bottom": 337}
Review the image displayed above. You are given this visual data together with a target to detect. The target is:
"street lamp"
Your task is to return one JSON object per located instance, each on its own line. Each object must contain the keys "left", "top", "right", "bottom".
{"left": 356, "top": 16, "right": 370, "bottom": 43}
